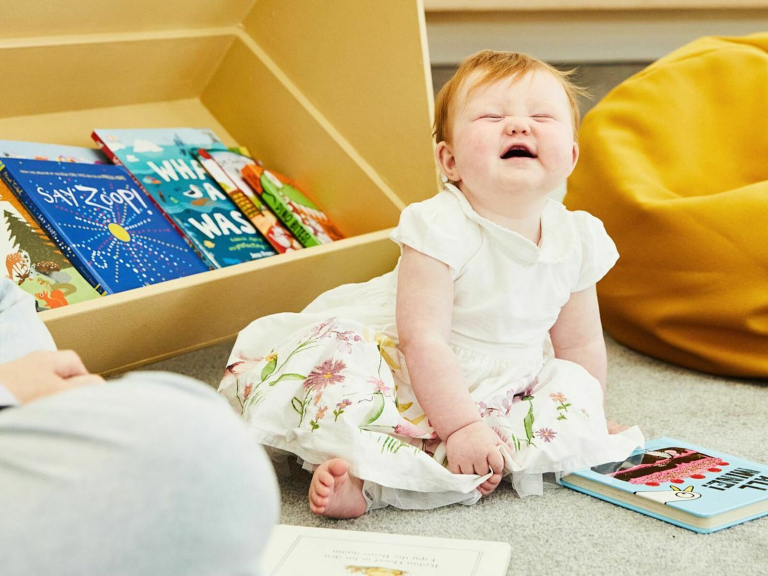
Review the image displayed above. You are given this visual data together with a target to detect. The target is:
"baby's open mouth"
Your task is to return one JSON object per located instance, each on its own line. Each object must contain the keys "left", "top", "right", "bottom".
{"left": 501, "top": 145, "right": 536, "bottom": 159}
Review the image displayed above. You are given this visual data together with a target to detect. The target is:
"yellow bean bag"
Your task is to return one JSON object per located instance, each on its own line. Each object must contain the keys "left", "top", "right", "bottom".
{"left": 565, "top": 33, "right": 768, "bottom": 378}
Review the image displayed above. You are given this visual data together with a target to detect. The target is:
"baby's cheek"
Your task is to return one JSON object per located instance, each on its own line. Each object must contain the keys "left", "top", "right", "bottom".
{"left": 456, "top": 138, "right": 490, "bottom": 170}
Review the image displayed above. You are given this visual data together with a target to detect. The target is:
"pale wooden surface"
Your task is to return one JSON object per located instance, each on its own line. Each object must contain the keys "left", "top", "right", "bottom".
{"left": 0, "top": 0, "right": 254, "bottom": 38}
{"left": 0, "top": 34, "right": 233, "bottom": 119}
{"left": 44, "top": 231, "right": 400, "bottom": 376}
{"left": 243, "top": 0, "right": 440, "bottom": 208}
{"left": 424, "top": 0, "right": 766, "bottom": 10}
{"left": 203, "top": 35, "right": 405, "bottom": 237}
{"left": 0, "top": 99, "right": 238, "bottom": 149}
{"left": 0, "top": 0, "right": 435, "bottom": 374}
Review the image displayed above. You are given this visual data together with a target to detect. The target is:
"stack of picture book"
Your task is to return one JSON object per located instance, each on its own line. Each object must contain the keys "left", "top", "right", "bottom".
{"left": 0, "top": 129, "right": 343, "bottom": 311}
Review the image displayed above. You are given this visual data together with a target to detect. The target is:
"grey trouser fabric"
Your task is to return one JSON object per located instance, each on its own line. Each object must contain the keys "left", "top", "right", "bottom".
{"left": 0, "top": 371, "right": 280, "bottom": 576}
{"left": 0, "top": 279, "right": 279, "bottom": 575}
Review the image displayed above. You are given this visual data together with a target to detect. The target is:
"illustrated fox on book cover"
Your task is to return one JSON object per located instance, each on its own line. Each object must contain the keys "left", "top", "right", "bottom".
{"left": 0, "top": 140, "right": 112, "bottom": 310}
{"left": 0, "top": 158, "right": 210, "bottom": 295}
{"left": 0, "top": 183, "right": 102, "bottom": 310}
{"left": 91, "top": 128, "right": 276, "bottom": 268}
{"left": 195, "top": 148, "right": 302, "bottom": 254}
{"left": 241, "top": 163, "right": 344, "bottom": 248}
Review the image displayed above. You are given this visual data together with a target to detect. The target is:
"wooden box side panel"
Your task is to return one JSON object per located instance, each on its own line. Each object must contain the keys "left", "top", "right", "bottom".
{"left": 0, "top": 99, "right": 239, "bottom": 148}
{"left": 0, "top": 0, "right": 254, "bottom": 39}
{"left": 0, "top": 36, "right": 234, "bottom": 120}
{"left": 242, "top": 0, "right": 439, "bottom": 208}
{"left": 43, "top": 232, "right": 400, "bottom": 375}
{"left": 202, "top": 38, "right": 404, "bottom": 238}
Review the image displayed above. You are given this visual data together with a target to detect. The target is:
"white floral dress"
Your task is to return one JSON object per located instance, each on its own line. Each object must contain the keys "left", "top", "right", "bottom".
{"left": 219, "top": 184, "right": 644, "bottom": 505}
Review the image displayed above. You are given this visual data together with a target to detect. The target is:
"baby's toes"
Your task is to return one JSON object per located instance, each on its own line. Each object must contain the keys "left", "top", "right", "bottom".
{"left": 309, "top": 500, "right": 326, "bottom": 514}
{"left": 313, "top": 480, "right": 332, "bottom": 497}
{"left": 317, "top": 469, "right": 335, "bottom": 489}
{"left": 309, "top": 490, "right": 328, "bottom": 509}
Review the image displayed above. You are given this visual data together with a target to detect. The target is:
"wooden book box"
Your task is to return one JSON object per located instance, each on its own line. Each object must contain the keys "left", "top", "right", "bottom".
{"left": 0, "top": 0, "right": 437, "bottom": 374}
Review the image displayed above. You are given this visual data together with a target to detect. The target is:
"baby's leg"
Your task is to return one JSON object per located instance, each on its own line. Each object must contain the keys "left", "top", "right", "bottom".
{"left": 309, "top": 458, "right": 367, "bottom": 519}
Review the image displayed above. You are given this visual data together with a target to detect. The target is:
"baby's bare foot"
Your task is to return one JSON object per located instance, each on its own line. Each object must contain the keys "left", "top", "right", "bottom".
{"left": 607, "top": 420, "right": 630, "bottom": 434}
{"left": 308, "top": 458, "right": 367, "bottom": 519}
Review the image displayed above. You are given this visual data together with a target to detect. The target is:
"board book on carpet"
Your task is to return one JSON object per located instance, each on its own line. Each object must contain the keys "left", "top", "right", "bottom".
{"left": 560, "top": 437, "right": 768, "bottom": 533}
{"left": 263, "top": 524, "right": 511, "bottom": 576}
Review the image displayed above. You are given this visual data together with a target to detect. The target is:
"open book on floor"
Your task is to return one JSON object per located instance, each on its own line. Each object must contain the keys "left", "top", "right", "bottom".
{"left": 560, "top": 437, "right": 768, "bottom": 533}
{"left": 263, "top": 524, "right": 511, "bottom": 576}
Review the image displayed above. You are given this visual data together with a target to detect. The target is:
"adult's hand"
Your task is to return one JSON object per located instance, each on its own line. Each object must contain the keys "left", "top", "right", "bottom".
{"left": 0, "top": 350, "right": 104, "bottom": 404}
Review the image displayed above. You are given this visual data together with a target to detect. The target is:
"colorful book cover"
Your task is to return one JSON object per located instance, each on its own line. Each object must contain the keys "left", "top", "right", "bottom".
{"left": 241, "top": 163, "right": 344, "bottom": 248}
{"left": 91, "top": 128, "right": 276, "bottom": 268}
{"left": 0, "top": 141, "right": 111, "bottom": 310}
{"left": 1, "top": 183, "right": 102, "bottom": 310}
{"left": 560, "top": 437, "right": 768, "bottom": 533}
{"left": 197, "top": 149, "right": 302, "bottom": 254}
{"left": 0, "top": 139, "right": 108, "bottom": 164}
{"left": 0, "top": 158, "right": 210, "bottom": 295}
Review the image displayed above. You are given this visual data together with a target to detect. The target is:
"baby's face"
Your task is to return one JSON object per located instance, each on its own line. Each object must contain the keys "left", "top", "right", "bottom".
{"left": 439, "top": 69, "right": 578, "bottom": 202}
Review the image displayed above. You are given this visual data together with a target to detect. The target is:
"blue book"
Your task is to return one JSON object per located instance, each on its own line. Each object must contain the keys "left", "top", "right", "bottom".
{"left": 0, "top": 141, "right": 108, "bottom": 310}
{"left": 92, "top": 128, "right": 276, "bottom": 268}
{"left": 560, "top": 437, "right": 768, "bottom": 533}
{"left": 0, "top": 158, "right": 210, "bottom": 295}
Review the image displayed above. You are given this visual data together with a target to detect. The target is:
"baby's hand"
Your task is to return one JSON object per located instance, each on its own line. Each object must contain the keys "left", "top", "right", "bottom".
{"left": 445, "top": 421, "right": 504, "bottom": 496}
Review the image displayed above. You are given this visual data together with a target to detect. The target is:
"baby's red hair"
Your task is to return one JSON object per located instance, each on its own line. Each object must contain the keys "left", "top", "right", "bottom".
{"left": 433, "top": 50, "right": 587, "bottom": 144}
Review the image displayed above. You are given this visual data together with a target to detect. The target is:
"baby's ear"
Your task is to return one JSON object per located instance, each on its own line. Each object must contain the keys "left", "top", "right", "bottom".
{"left": 571, "top": 141, "right": 580, "bottom": 169}
{"left": 435, "top": 141, "right": 459, "bottom": 182}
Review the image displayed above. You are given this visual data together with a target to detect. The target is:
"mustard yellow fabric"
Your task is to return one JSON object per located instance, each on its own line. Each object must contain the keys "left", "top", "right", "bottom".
{"left": 565, "top": 34, "right": 768, "bottom": 378}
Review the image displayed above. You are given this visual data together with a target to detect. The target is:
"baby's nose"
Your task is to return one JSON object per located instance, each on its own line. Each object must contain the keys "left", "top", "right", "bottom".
{"left": 505, "top": 117, "right": 530, "bottom": 135}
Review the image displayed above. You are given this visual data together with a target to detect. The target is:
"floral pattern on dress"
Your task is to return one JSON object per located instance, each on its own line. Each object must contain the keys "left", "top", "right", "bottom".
{"left": 219, "top": 312, "right": 640, "bottom": 502}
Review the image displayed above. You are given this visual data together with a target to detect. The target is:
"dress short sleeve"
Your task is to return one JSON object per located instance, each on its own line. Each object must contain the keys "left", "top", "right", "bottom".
{"left": 389, "top": 191, "right": 482, "bottom": 280}
{"left": 572, "top": 211, "right": 619, "bottom": 292}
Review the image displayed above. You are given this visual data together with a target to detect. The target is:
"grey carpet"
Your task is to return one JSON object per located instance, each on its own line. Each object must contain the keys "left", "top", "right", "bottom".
{"left": 143, "top": 334, "right": 768, "bottom": 576}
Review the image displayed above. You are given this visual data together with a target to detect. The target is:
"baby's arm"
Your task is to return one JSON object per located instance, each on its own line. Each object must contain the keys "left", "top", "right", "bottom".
{"left": 549, "top": 284, "right": 607, "bottom": 392}
{"left": 550, "top": 285, "right": 628, "bottom": 433}
{"left": 397, "top": 246, "right": 503, "bottom": 492}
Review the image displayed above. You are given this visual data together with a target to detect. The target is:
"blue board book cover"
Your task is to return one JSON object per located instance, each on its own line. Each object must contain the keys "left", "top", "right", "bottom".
{"left": 0, "top": 158, "right": 210, "bottom": 295}
{"left": 0, "top": 141, "right": 108, "bottom": 309}
{"left": 560, "top": 437, "right": 768, "bottom": 533}
{"left": 92, "top": 128, "right": 276, "bottom": 268}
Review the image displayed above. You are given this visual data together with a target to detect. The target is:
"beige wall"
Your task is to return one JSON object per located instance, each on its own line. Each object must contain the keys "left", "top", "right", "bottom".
{"left": 425, "top": 6, "right": 768, "bottom": 63}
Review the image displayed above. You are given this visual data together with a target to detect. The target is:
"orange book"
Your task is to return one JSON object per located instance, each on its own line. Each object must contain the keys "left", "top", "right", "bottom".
{"left": 197, "top": 149, "right": 302, "bottom": 253}
{"left": 241, "top": 163, "right": 344, "bottom": 248}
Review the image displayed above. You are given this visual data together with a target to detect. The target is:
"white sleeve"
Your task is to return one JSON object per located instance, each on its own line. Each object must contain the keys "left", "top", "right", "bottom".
{"left": 0, "top": 278, "right": 56, "bottom": 364}
{"left": 572, "top": 211, "right": 620, "bottom": 292}
{"left": 389, "top": 193, "right": 482, "bottom": 280}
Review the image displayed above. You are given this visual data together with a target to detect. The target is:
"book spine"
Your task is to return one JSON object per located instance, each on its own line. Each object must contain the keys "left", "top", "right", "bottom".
{"left": 195, "top": 149, "right": 292, "bottom": 254}
{"left": 90, "top": 132, "right": 216, "bottom": 270}
{"left": 0, "top": 165, "right": 110, "bottom": 296}
{"left": 230, "top": 162, "right": 304, "bottom": 252}
{"left": 242, "top": 169, "right": 321, "bottom": 248}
